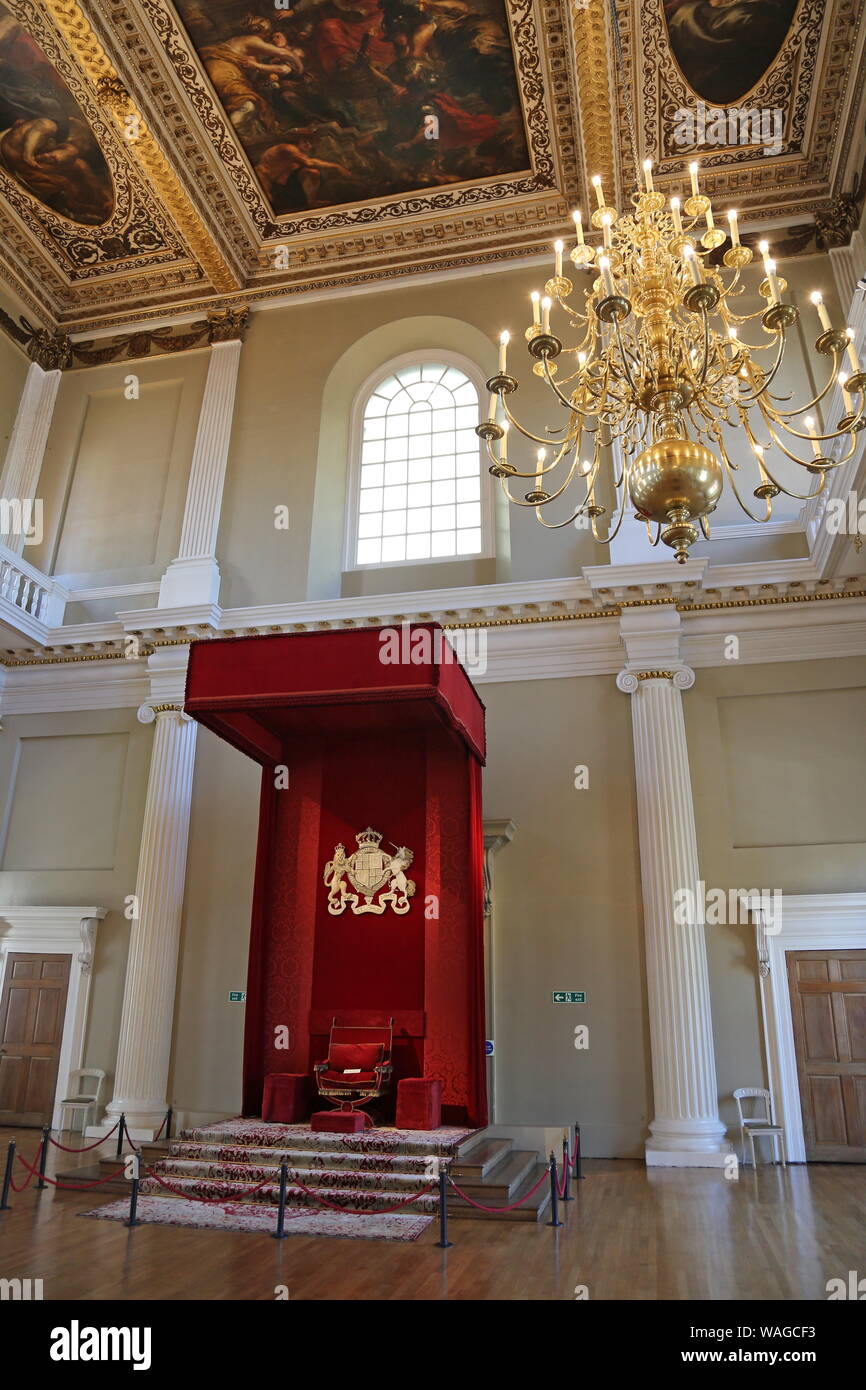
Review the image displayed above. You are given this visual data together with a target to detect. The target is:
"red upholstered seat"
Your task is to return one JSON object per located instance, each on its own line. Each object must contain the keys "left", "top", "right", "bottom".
{"left": 318, "top": 1069, "right": 377, "bottom": 1086}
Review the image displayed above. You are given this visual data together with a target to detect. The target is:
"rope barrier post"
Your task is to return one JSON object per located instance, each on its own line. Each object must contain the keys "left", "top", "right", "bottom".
{"left": 545, "top": 1151, "right": 562, "bottom": 1228}
{"left": 434, "top": 1163, "right": 452, "bottom": 1248}
{"left": 116, "top": 1112, "right": 125, "bottom": 1160}
{"left": 124, "top": 1153, "right": 141, "bottom": 1228}
{"left": 166, "top": 1107, "right": 173, "bottom": 1142}
{"left": 0, "top": 1139, "right": 14, "bottom": 1210}
{"left": 36, "top": 1126, "right": 49, "bottom": 1191}
{"left": 574, "top": 1122, "right": 584, "bottom": 1180}
{"left": 561, "top": 1135, "right": 573, "bottom": 1201}
{"left": 272, "top": 1161, "right": 289, "bottom": 1239}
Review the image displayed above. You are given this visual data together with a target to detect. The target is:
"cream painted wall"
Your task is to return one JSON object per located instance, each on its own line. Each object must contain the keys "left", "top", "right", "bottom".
{"left": 29, "top": 351, "right": 208, "bottom": 587}
{"left": 0, "top": 708, "right": 151, "bottom": 1096}
{"left": 685, "top": 655, "right": 866, "bottom": 1133}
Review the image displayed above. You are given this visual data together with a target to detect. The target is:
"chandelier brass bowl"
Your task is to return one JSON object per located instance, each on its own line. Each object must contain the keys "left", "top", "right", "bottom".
{"left": 477, "top": 164, "right": 866, "bottom": 562}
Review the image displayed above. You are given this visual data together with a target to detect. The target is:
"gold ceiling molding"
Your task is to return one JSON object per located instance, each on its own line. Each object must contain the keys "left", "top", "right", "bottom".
{"left": 40, "top": 0, "right": 236, "bottom": 294}
{"left": 569, "top": 0, "right": 617, "bottom": 204}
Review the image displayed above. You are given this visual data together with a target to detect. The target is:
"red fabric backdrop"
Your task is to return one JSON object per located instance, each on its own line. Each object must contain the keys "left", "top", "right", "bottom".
{"left": 186, "top": 628, "right": 487, "bottom": 1127}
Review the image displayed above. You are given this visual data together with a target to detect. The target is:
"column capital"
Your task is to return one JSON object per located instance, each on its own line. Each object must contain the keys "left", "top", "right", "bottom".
{"left": 137, "top": 702, "right": 190, "bottom": 724}
{"left": 617, "top": 667, "right": 695, "bottom": 694}
{"left": 25, "top": 328, "right": 72, "bottom": 372}
{"left": 206, "top": 307, "right": 249, "bottom": 344}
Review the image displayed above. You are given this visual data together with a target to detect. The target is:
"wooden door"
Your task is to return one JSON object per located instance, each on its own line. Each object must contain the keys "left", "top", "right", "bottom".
{"left": 787, "top": 949, "right": 866, "bottom": 1162}
{"left": 0, "top": 952, "right": 71, "bottom": 1126}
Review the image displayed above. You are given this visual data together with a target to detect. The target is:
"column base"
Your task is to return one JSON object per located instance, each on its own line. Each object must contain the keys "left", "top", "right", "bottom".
{"left": 646, "top": 1141, "right": 734, "bottom": 1168}
{"left": 159, "top": 555, "right": 220, "bottom": 608}
{"left": 94, "top": 1100, "right": 172, "bottom": 1143}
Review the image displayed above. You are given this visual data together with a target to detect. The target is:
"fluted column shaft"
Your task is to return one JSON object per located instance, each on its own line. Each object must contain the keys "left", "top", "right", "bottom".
{"left": 618, "top": 669, "right": 725, "bottom": 1158}
{"left": 179, "top": 339, "right": 242, "bottom": 560}
{"left": 0, "top": 362, "right": 61, "bottom": 551}
{"left": 105, "top": 707, "right": 197, "bottom": 1136}
{"left": 159, "top": 337, "right": 243, "bottom": 607}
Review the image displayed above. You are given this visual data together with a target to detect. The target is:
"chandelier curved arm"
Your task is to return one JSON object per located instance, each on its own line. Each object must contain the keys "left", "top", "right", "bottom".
{"left": 718, "top": 451, "right": 776, "bottom": 523}
{"left": 499, "top": 394, "right": 579, "bottom": 447}
{"left": 765, "top": 348, "right": 846, "bottom": 420}
{"left": 613, "top": 314, "right": 640, "bottom": 396}
{"left": 733, "top": 333, "right": 787, "bottom": 404}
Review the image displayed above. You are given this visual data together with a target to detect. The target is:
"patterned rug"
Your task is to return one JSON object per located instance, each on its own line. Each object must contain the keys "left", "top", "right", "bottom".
{"left": 80, "top": 1195, "right": 433, "bottom": 1243}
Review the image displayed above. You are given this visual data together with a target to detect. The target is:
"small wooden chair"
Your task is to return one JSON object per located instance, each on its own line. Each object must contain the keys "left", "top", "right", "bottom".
{"left": 733, "top": 1086, "right": 787, "bottom": 1167}
{"left": 59, "top": 1068, "right": 106, "bottom": 1134}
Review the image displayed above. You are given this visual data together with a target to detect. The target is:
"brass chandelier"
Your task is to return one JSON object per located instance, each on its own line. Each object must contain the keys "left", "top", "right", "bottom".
{"left": 477, "top": 163, "right": 866, "bottom": 562}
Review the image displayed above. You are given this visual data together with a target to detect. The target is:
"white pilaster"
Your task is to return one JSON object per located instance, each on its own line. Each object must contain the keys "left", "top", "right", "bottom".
{"left": 159, "top": 336, "right": 243, "bottom": 608}
{"left": 617, "top": 608, "right": 726, "bottom": 1166}
{"left": 99, "top": 701, "right": 197, "bottom": 1139}
{"left": 0, "top": 362, "right": 61, "bottom": 552}
{"left": 483, "top": 818, "right": 516, "bottom": 1122}
{"left": 828, "top": 229, "right": 866, "bottom": 310}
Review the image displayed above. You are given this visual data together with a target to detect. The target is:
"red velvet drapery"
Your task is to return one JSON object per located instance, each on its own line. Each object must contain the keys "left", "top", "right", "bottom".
{"left": 186, "top": 627, "right": 487, "bottom": 1127}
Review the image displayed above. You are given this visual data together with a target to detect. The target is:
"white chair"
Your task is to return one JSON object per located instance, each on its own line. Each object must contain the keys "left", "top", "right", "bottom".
{"left": 733, "top": 1086, "right": 787, "bottom": 1168}
{"left": 59, "top": 1068, "right": 106, "bottom": 1134}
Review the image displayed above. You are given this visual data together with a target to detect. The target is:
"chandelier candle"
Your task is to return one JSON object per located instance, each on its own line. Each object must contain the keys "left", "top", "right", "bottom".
{"left": 477, "top": 160, "right": 865, "bottom": 562}
{"left": 811, "top": 292, "right": 831, "bottom": 333}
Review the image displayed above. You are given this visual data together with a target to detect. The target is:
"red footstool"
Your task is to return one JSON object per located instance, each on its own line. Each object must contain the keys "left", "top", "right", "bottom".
{"left": 396, "top": 1077, "right": 443, "bottom": 1130}
{"left": 311, "top": 1109, "right": 366, "bottom": 1133}
{"left": 262, "top": 1073, "right": 311, "bottom": 1124}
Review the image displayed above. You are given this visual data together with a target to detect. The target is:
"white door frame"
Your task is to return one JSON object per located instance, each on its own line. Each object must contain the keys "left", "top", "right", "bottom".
{"left": 752, "top": 893, "right": 866, "bottom": 1163}
{"left": 0, "top": 907, "right": 107, "bottom": 1129}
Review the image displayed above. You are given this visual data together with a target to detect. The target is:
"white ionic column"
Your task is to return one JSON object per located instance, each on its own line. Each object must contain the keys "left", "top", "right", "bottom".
{"left": 617, "top": 665, "right": 726, "bottom": 1166}
{"left": 102, "top": 704, "right": 197, "bottom": 1139}
{"left": 0, "top": 361, "right": 62, "bottom": 552}
{"left": 159, "top": 317, "right": 246, "bottom": 608}
{"left": 828, "top": 228, "right": 866, "bottom": 310}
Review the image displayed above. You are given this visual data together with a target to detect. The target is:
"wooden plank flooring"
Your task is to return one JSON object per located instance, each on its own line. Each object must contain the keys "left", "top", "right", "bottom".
{"left": 0, "top": 1127, "right": 863, "bottom": 1300}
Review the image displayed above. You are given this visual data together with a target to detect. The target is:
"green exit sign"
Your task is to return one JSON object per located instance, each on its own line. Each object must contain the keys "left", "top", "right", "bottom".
{"left": 552, "top": 991, "right": 586, "bottom": 1004}
{"left": 228, "top": 991, "right": 246, "bottom": 1003}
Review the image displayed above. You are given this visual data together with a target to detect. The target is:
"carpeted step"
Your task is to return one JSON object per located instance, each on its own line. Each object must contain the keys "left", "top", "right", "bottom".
{"left": 138, "top": 1171, "right": 439, "bottom": 1215}
{"left": 167, "top": 1142, "right": 434, "bottom": 1175}
{"left": 178, "top": 1120, "right": 474, "bottom": 1157}
{"left": 158, "top": 1157, "right": 435, "bottom": 1193}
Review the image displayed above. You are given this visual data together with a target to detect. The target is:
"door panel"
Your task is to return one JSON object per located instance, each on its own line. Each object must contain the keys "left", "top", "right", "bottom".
{"left": 788, "top": 949, "right": 866, "bottom": 1162}
{"left": 0, "top": 952, "right": 71, "bottom": 1126}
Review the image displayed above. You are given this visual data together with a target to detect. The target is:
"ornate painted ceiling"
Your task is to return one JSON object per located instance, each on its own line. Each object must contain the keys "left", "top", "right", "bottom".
{"left": 0, "top": 0, "right": 863, "bottom": 342}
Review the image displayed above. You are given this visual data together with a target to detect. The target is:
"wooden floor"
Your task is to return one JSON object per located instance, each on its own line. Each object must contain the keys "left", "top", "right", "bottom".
{"left": 0, "top": 1125, "right": 863, "bottom": 1300}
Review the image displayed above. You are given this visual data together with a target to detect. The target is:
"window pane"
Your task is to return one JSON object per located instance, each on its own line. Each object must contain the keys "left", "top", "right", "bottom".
{"left": 363, "top": 417, "right": 386, "bottom": 441}
{"left": 397, "top": 366, "right": 422, "bottom": 386}
{"left": 383, "top": 484, "right": 407, "bottom": 510}
{"left": 432, "top": 455, "right": 455, "bottom": 480}
{"left": 357, "top": 513, "right": 382, "bottom": 538}
{"left": 455, "top": 452, "right": 479, "bottom": 477}
{"left": 386, "top": 413, "right": 408, "bottom": 437}
{"left": 406, "top": 533, "right": 432, "bottom": 560}
{"left": 407, "top": 481, "right": 432, "bottom": 507}
{"left": 408, "top": 436, "right": 432, "bottom": 459}
{"left": 431, "top": 531, "right": 456, "bottom": 557}
{"left": 408, "top": 410, "right": 432, "bottom": 435}
{"left": 442, "top": 367, "right": 466, "bottom": 389}
{"left": 432, "top": 479, "right": 455, "bottom": 505}
{"left": 357, "top": 538, "right": 382, "bottom": 564}
{"left": 456, "top": 501, "right": 481, "bottom": 529}
{"left": 362, "top": 441, "right": 385, "bottom": 465}
{"left": 382, "top": 509, "right": 406, "bottom": 536}
{"left": 407, "top": 458, "right": 432, "bottom": 482}
{"left": 456, "top": 528, "right": 481, "bottom": 554}
{"left": 456, "top": 475, "right": 480, "bottom": 501}
{"left": 421, "top": 363, "right": 447, "bottom": 381}
{"left": 431, "top": 433, "right": 453, "bottom": 456}
{"left": 383, "top": 459, "right": 408, "bottom": 486}
{"left": 456, "top": 429, "right": 477, "bottom": 452}
{"left": 406, "top": 506, "right": 431, "bottom": 533}
{"left": 455, "top": 405, "right": 477, "bottom": 429}
{"left": 365, "top": 395, "right": 388, "bottom": 417}
{"left": 381, "top": 535, "right": 407, "bottom": 562}
{"left": 432, "top": 503, "right": 455, "bottom": 531}
{"left": 385, "top": 437, "right": 408, "bottom": 462}
{"left": 359, "top": 487, "right": 383, "bottom": 513}
{"left": 375, "top": 376, "right": 403, "bottom": 400}
{"left": 361, "top": 463, "right": 385, "bottom": 489}
{"left": 454, "top": 381, "right": 477, "bottom": 405}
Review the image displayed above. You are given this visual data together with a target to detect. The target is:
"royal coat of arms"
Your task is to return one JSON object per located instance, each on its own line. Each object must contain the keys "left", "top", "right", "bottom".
{"left": 323, "top": 827, "right": 416, "bottom": 916}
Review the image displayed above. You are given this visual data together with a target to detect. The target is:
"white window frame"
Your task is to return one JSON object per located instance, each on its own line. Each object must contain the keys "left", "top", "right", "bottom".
{"left": 343, "top": 349, "right": 495, "bottom": 572}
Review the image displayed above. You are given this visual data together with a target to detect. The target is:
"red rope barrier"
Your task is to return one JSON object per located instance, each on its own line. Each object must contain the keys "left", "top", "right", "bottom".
{"left": 14, "top": 1152, "right": 126, "bottom": 1191}
{"left": 9, "top": 1144, "right": 41, "bottom": 1193}
{"left": 447, "top": 1168, "right": 548, "bottom": 1213}
{"left": 284, "top": 1174, "right": 437, "bottom": 1216}
{"left": 48, "top": 1122, "right": 120, "bottom": 1154}
{"left": 143, "top": 1168, "right": 275, "bottom": 1205}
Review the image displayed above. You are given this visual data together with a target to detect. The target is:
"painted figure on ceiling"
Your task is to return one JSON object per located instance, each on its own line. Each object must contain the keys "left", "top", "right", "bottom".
{"left": 663, "top": 0, "right": 799, "bottom": 106}
{"left": 175, "top": 0, "right": 528, "bottom": 215}
{"left": 0, "top": 6, "right": 114, "bottom": 225}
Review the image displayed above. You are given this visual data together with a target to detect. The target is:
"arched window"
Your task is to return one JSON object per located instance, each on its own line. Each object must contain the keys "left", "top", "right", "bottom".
{"left": 348, "top": 356, "right": 488, "bottom": 568}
